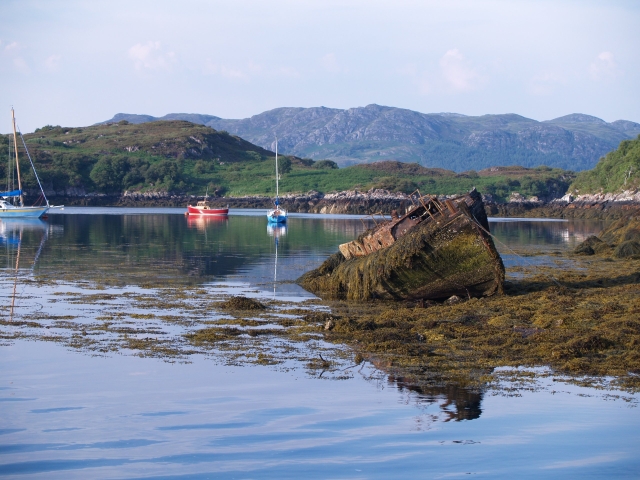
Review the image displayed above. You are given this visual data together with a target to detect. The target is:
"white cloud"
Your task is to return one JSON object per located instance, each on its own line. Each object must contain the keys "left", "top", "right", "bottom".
{"left": 589, "top": 51, "right": 620, "bottom": 81}
{"left": 13, "top": 57, "right": 30, "bottom": 73}
{"left": 204, "top": 60, "right": 249, "bottom": 81}
{"left": 439, "top": 48, "right": 481, "bottom": 92}
{"left": 44, "top": 54, "right": 62, "bottom": 72}
{"left": 275, "top": 66, "right": 300, "bottom": 78}
{"left": 204, "top": 60, "right": 299, "bottom": 81}
{"left": 398, "top": 63, "right": 431, "bottom": 95}
{"left": 529, "top": 72, "right": 565, "bottom": 96}
{"left": 128, "top": 41, "right": 175, "bottom": 71}
{"left": 320, "top": 53, "right": 340, "bottom": 73}
{"left": 4, "top": 41, "right": 18, "bottom": 52}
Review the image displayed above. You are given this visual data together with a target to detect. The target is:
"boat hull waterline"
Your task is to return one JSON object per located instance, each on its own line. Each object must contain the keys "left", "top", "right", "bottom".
{"left": 186, "top": 205, "right": 229, "bottom": 216}
{"left": 267, "top": 210, "right": 287, "bottom": 223}
{"left": 0, "top": 205, "right": 49, "bottom": 218}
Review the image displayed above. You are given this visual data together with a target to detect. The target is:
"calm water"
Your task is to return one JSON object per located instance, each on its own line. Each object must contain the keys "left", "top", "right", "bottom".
{"left": 1, "top": 209, "right": 637, "bottom": 479}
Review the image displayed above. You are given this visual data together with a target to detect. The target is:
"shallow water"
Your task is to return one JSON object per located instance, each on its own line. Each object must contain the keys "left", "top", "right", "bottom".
{"left": 1, "top": 209, "right": 637, "bottom": 478}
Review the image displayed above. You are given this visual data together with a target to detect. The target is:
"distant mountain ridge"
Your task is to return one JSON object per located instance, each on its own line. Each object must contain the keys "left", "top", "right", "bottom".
{"left": 99, "top": 105, "right": 640, "bottom": 172}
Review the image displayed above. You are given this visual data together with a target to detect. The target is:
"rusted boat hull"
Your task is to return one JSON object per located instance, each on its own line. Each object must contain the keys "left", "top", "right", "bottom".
{"left": 297, "top": 190, "right": 504, "bottom": 301}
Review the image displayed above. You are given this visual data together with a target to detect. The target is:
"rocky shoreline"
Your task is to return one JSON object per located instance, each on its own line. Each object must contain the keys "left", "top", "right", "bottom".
{"left": 33, "top": 188, "right": 640, "bottom": 220}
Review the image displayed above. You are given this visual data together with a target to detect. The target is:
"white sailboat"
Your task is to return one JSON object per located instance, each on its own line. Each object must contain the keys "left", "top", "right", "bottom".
{"left": 266, "top": 137, "right": 287, "bottom": 224}
{"left": 1, "top": 108, "right": 50, "bottom": 218}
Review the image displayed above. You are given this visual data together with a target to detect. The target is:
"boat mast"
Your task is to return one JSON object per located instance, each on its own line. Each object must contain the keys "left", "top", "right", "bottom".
{"left": 275, "top": 136, "right": 279, "bottom": 203}
{"left": 11, "top": 108, "right": 23, "bottom": 206}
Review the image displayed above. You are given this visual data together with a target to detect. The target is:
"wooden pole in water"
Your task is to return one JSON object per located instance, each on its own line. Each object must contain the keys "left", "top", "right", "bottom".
{"left": 11, "top": 108, "right": 24, "bottom": 206}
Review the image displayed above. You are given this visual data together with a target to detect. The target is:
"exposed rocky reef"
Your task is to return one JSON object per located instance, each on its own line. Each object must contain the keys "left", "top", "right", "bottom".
{"left": 575, "top": 211, "right": 640, "bottom": 258}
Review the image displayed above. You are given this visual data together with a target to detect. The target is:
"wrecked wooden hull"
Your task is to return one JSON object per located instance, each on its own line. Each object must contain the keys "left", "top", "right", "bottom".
{"left": 297, "top": 189, "right": 505, "bottom": 301}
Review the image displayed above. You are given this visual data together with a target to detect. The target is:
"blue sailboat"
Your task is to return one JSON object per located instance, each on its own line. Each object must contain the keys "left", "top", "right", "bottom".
{"left": 266, "top": 137, "right": 287, "bottom": 224}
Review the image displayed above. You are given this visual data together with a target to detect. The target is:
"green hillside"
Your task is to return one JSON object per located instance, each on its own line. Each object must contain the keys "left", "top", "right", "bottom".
{"left": 0, "top": 120, "right": 574, "bottom": 202}
{"left": 570, "top": 135, "right": 640, "bottom": 194}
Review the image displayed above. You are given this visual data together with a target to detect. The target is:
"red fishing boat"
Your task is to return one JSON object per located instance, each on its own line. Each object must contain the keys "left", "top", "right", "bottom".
{"left": 186, "top": 195, "right": 228, "bottom": 216}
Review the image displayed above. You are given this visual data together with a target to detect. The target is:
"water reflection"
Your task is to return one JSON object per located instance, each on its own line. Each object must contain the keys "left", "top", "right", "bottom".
{"left": 185, "top": 214, "right": 229, "bottom": 233}
{"left": 489, "top": 218, "right": 606, "bottom": 248}
{"left": 26, "top": 213, "right": 361, "bottom": 286}
{"left": 267, "top": 224, "right": 287, "bottom": 298}
{"left": 0, "top": 210, "right": 624, "bottom": 454}
{"left": 0, "top": 219, "right": 50, "bottom": 321}
{"left": 390, "top": 375, "right": 483, "bottom": 421}
{"left": 267, "top": 223, "right": 287, "bottom": 238}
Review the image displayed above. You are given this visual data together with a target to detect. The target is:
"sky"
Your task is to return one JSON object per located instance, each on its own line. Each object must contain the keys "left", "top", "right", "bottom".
{"left": 1, "top": 0, "right": 639, "bottom": 132}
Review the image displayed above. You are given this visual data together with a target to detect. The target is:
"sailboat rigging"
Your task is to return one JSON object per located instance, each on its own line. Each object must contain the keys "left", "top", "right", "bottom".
{"left": 1, "top": 108, "right": 51, "bottom": 218}
{"left": 266, "top": 137, "right": 287, "bottom": 224}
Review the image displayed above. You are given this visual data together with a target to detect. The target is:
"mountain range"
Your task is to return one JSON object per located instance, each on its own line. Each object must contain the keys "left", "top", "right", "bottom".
{"left": 100, "top": 105, "right": 640, "bottom": 172}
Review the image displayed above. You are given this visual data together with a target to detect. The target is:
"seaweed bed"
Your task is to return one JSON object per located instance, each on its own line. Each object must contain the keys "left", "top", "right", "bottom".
{"left": 2, "top": 220, "right": 640, "bottom": 394}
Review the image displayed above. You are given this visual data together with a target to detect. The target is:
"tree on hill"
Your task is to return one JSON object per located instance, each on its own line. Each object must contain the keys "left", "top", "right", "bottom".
{"left": 570, "top": 135, "right": 640, "bottom": 194}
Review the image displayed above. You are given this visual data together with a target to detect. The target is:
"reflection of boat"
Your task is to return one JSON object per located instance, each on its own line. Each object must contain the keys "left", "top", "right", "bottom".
{"left": 1, "top": 109, "right": 52, "bottom": 218}
{"left": 267, "top": 223, "right": 286, "bottom": 298}
{"left": 266, "top": 224, "right": 287, "bottom": 238}
{"left": 389, "top": 375, "right": 483, "bottom": 421}
{"left": 267, "top": 137, "right": 287, "bottom": 224}
{"left": 1, "top": 218, "right": 48, "bottom": 241}
{"left": 1, "top": 218, "right": 49, "bottom": 321}
{"left": 186, "top": 192, "right": 228, "bottom": 216}
{"left": 298, "top": 189, "right": 505, "bottom": 301}
{"left": 186, "top": 214, "right": 229, "bottom": 232}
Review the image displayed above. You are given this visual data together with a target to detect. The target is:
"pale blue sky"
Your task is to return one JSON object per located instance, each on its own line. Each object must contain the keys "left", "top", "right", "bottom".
{"left": 1, "top": 0, "right": 638, "bottom": 132}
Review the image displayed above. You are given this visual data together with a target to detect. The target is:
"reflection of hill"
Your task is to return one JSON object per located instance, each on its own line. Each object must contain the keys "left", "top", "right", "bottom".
{"left": 490, "top": 219, "right": 606, "bottom": 248}
{"left": 31, "top": 214, "right": 362, "bottom": 286}
{"left": 390, "top": 375, "right": 483, "bottom": 421}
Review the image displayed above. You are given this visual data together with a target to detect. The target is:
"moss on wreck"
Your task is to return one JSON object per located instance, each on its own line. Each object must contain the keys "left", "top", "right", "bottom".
{"left": 298, "top": 210, "right": 504, "bottom": 301}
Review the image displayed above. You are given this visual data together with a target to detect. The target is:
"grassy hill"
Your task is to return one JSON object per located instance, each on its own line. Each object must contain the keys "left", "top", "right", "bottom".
{"left": 570, "top": 135, "right": 640, "bottom": 194}
{"left": 0, "top": 120, "right": 574, "bottom": 202}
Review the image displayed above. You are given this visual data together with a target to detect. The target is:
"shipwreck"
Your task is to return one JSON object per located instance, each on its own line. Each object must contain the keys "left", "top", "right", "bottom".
{"left": 297, "top": 189, "right": 505, "bottom": 301}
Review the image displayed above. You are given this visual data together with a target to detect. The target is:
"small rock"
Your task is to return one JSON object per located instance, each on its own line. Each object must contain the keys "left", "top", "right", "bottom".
{"left": 220, "top": 296, "right": 265, "bottom": 311}
{"left": 445, "top": 295, "right": 462, "bottom": 305}
{"left": 613, "top": 240, "right": 640, "bottom": 259}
